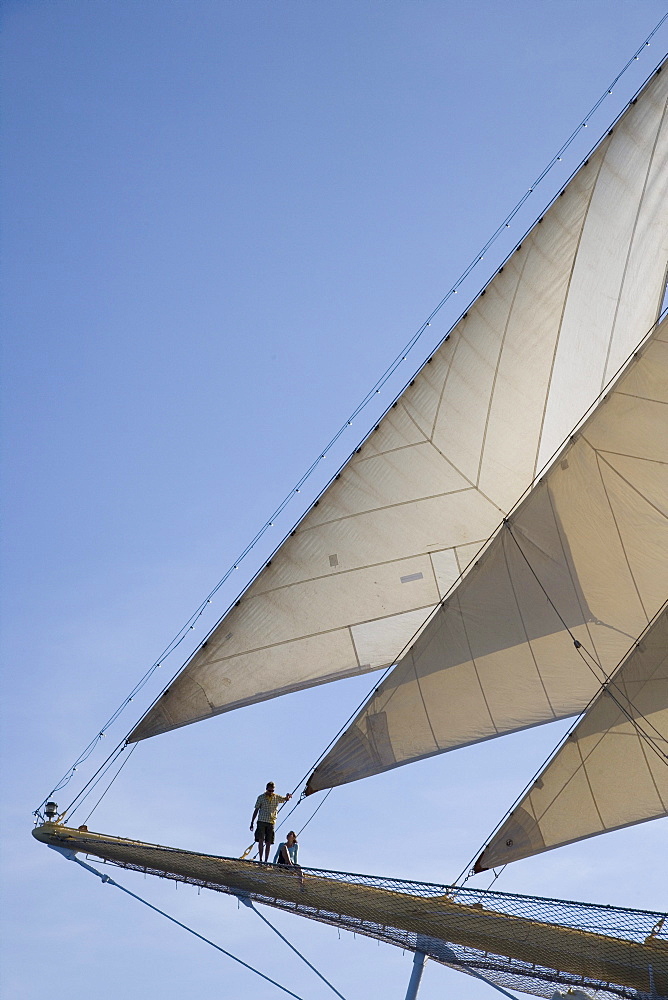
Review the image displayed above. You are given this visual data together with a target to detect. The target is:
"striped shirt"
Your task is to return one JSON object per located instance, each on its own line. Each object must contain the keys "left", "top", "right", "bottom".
{"left": 254, "top": 792, "right": 289, "bottom": 825}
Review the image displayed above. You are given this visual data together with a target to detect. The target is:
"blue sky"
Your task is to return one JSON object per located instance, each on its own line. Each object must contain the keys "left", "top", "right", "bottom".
{"left": 2, "top": 3, "right": 667, "bottom": 999}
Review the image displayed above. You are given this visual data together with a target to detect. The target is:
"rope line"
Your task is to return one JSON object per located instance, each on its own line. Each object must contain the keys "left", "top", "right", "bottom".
{"left": 295, "top": 788, "right": 333, "bottom": 836}
{"left": 81, "top": 744, "right": 139, "bottom": 825}
{"left": 239, "top": 896, "right": 348, "bottom": 1000}
{"left": 35, "top": 28, "right": 667, "bottom": 820}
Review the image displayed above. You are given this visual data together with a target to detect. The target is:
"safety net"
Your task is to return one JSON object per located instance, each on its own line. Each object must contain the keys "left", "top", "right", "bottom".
{"left": 34, "top": 824, "right": 668, "bottom": 998}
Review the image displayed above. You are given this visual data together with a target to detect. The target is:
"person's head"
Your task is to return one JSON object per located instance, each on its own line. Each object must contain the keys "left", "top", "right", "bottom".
{"left": 286, "top": 831, "right": 297, "bottom": 845}
{"left": 265, "top": 782, "right": 275, "bottom": 795}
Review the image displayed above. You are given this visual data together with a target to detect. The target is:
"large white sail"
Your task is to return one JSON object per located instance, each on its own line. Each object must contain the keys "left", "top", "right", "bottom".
{"left": 473, "top": 606, "right": 668, "bottom": 872}
{"left": 130, "top": 67, "right": 668, "bottom": 744}
{"left": 306, "top": 317, "right": 668, "bottom": 793}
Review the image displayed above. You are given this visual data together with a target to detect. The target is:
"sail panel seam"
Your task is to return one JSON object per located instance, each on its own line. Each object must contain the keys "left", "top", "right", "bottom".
{"left": 532, "top": 144, "right": 608, "bottom": 479}
{"left": 475, "top": 246, "right": 531, "bottom": 487}
{"left": 601, "top": 89, "right": 668, "bottom": 386}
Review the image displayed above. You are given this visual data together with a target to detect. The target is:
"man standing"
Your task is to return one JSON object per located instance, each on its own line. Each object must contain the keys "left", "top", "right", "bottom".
{"left": 250, "top": 781, "right": 292, "bottom": 862}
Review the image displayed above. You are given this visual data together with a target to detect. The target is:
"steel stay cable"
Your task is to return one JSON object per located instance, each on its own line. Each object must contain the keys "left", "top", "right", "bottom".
{"left": 81, "top": 744, "right": 139, "bottom": 825}
{"left": 238, "top": 896, "right": 348, "bottom": 1000}
{"left": 36, "top": 33, "right": 668, "bottom": 818}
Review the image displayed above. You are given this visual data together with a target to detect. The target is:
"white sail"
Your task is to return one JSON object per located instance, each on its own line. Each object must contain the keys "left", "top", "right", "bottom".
{"left": 306, "top": 317, "right": 668, "bottom": 793}
{"left": 130, "top": 68, "right": 668, "bottom": 744}
{"left": 473, "top": 607, "right": 668, "bottom": 872}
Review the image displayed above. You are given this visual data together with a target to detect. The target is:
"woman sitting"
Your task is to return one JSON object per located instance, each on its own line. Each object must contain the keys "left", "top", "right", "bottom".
{"left": 273, "top": 831, "right": 304, "bottom": 884}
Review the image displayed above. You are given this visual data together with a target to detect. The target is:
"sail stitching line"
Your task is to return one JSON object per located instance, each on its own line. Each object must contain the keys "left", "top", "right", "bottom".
{"left": 448, "top": 589, "right": 499, "bottom": 738}
{"left": 613, "top": 392, "right": 668, "bottom": 405}
{"left": 535, "top": 720, "right": 611, "bottom": 836}
{"left": 401, "top": 393, "right": 437, "bottom": 445}
{"left": 295, "top": 484, "right": 477, "bottom": 533}
{"left": 573, "top": 653, "right": 668, "bottom": 763}
{"left": 601, "top": 661, "right": 668, "bottom": 755}
{"left": 428, "top": 316, "right": 460, "bottom": 440}
{"left": 589, "top": 443, "right": 656, "bottom": 621}
{"left": 600, "top": 91, "right": 668, "bottom": 387}
{"left": 475, "top": 244, "right": 531, "bottom": 487}
{"left": 542, "top": 481, "right": 610, "bottom": 682}
{"left": 593, "top": 445, "right": 668, "bottom": 519}
{"left": 488, "top": 688, "right": 668, "bottom": 865}
{"left": 353, "top": 438, "right": 430, "bottom": 462}
{"left": 410, "top": 646, "right": 442, "bottom": 755}
{"left": 530, "top": 129, "right": 608, "bottom": 480}
{"left": 423, "top": 435, "right": 506, "bottom": 514}
{"left": 500, "top": 528, "right": 558, "bottom": 719}
{"left": 199, "top": 602, "right": 437, "bottom": 661}
{"left": 35, "top": 46, "right": 668, "bottom": 820}
{"left": 633, "top": 703, "right": 668, "bottom": 813}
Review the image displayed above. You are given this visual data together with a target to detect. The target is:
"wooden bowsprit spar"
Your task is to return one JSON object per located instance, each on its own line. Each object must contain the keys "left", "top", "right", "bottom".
{"left": 33, "top": 824, "right": 668, "bottom": 999}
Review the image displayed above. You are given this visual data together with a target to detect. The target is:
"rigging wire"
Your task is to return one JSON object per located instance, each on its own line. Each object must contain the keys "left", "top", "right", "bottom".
{"left": 35, "top": 26, "right": 667, "bottom": 820}
{"left": 238, "top": 895, "right": 348, "bottom": 1000}
{"left": 295, "top": 789, "right": 333, "bottom": 837}
{"left": 81, "top": 744, "right": 139, "bottom": 825}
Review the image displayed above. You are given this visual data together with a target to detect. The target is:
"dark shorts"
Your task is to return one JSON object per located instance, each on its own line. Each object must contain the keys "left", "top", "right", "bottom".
{"left": 254, "top": 821, "right": 275, "bottom": 845}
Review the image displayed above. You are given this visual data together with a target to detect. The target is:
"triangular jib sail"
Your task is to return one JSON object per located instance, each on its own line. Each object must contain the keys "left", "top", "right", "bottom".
{"left": 130, "top": 66, "right": 668, "bottom": 744}
{"left": 474, "top": 605, "right": 668, "bottom": 872}
{"left": 306, "top": 315, "right": 668, "bottom": 793}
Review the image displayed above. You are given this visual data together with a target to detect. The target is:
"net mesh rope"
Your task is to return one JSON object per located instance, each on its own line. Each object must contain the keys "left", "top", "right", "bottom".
{"left": 34, "top": 825, "right": 668, "bottom": 999}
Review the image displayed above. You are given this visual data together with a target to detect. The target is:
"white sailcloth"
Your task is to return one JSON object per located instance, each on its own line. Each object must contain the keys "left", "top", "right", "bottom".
{"left": 474, "top": 606, "right": 668, "bottom": 872}
{"left": 130, "top": 67, "right": 668, "bottom": 744}
{"left": 305, "top": 317, "right": 668, "bottom": 793}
